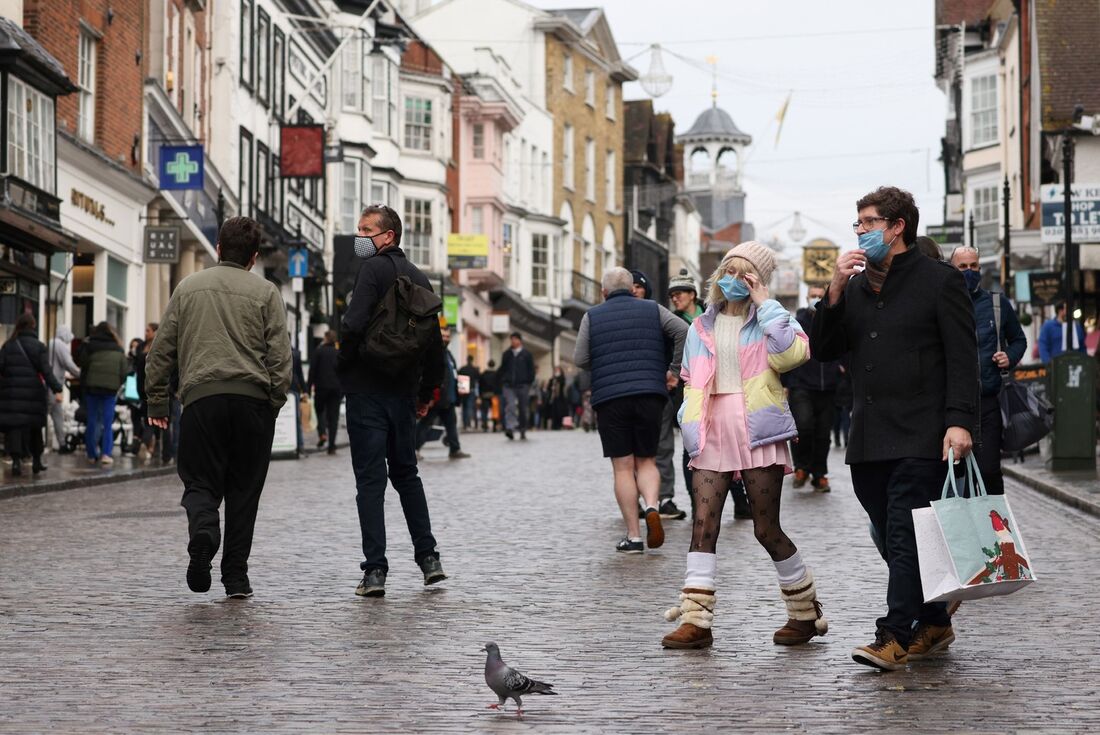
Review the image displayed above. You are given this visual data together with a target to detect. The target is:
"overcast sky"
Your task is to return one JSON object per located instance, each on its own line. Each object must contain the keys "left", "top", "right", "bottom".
{"left": 533, "top": 0, "right": 947, "bottom": 254}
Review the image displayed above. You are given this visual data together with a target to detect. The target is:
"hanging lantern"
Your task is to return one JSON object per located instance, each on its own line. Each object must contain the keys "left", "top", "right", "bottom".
{"left": 640, "top": 44, "right": 673, "bottom": 98}
{"left": 788, "top": 211, "right": 807, "bottom": 243}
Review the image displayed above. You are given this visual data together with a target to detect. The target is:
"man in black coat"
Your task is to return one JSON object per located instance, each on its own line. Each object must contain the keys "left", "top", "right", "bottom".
{"left": 499, "top": 332, "right": 535, "bottom": 440}
{"left": 811, "top": 186, "right": 978, "bottom": 671}
{"left": 308, "top": 330, "right": 342, "bottom": 454}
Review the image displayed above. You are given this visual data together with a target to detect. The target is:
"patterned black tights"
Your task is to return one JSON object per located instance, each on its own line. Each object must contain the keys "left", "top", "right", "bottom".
{"left": 689, "top": 465, "right": 797, "bottom": 561}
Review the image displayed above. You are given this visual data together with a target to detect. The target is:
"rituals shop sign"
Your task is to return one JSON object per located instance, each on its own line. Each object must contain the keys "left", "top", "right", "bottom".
{"left": 144, "top": 226, "right": 180, "bottom": 264}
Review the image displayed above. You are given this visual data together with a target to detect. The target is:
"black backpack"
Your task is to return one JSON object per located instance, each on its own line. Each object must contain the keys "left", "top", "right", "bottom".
{"left": 359, "top": 256, "right": 442, "bottom": 377}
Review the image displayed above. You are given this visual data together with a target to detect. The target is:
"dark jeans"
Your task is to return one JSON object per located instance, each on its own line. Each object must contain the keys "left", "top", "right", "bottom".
{"left": 975, "top": 395, "right": 1005, "bottom": 495}
{"left": 415, "top": 404, "right": 460, "bottom": 454}
{"left": 346, "top": 392, "right": 439, "bottom": 573}
{"left": 833, "top": 405, "right": 851, "bottom": 447}
{"left": 84, "top": 392, "right": 117, "bottom": 460}
{"left": 177, "top": 395, "right": 276, "bottom": 588}
{"left": 657, "top": 398, "right": 677, "bottom": 501}
{"left": 315, "top": 389, "right": 342, "bottom": 448}
{"left": 789, "top": 388, "right": 836, "bottom": 478}
{"left": 850, "top": 458, "right": 951, "bottom": 646}
{"left": 461, "top": 394, "right": 477, "bottom": 430}
{"left": 479, "top": 395, "right": 495, "bottom": 431}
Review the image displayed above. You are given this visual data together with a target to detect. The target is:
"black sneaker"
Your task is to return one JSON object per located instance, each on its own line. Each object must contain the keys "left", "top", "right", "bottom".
{"left": 616, "top": 538, "right": 643, "bottom": 554}
{"left": 355, "top": 568, "right": 386, "bottom": 597}
{"left": 659, "top": 499, "right": 687, "bottom": 520}
{"left": 448, "top": 451, "right": 471, "bottom": 460}
{"left": 505, "top": 430, "right": 514, "bottom": 440}
{"left": 225, "top": 578, "right": 253, "bottom": 599}
{"left": 419, "top": 556, "right": 447, "bottom": 586}
{"left": 186, "top": 535, "right": 214, "bottom": 593}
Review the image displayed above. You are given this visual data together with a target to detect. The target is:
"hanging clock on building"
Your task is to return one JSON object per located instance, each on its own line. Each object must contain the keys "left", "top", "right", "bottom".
{"left": 801, "top": 239, "right": 839, "bottom": 286}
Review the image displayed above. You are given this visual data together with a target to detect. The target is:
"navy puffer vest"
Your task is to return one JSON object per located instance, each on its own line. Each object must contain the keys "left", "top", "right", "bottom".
{"left": 588, "top": 290, "right": 668, "bottom": 407}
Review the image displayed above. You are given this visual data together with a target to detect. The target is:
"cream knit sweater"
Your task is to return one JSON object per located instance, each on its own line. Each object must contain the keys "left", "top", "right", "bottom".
{"left": 713, "top": 312, "right": 744, "bottom": 394}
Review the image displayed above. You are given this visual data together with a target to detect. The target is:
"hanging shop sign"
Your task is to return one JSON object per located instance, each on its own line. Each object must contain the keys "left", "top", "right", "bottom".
{"left": 447, "top": 233, "right": 489, "bottom": 269}
{"left": 158, "top": 145, "right": 205, "bottom": 191}
{"left": 143, "top": 226, "right": 181, "bottom": 264}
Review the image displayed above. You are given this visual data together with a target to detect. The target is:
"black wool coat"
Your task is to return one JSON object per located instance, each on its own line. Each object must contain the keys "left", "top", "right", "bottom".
{"left": 0, "top": 331, "right": 64, "bottom": 431}
{"left": 810, "top": 247, "right": 979, "bottom": 464}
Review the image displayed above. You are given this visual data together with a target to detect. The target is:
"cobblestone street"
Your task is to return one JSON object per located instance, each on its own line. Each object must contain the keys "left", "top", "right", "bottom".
{"left": 1, "top": 429, "right": 1097, "bottom": 733}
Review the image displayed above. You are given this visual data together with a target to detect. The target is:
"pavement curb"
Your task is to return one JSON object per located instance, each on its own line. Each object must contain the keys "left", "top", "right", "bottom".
{"left": 0, "top": 465, "right": 178, "bottom": 502}
{"left": 1003, "top": 465, "right": 1100, "bottom": 519}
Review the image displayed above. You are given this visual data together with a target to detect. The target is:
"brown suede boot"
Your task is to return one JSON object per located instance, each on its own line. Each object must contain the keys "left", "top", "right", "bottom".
{"left": 662, "top": 587, "right": 715, "bottom": 649}
{"left": 773, "top": 572, "right": 827, "bottom": 646}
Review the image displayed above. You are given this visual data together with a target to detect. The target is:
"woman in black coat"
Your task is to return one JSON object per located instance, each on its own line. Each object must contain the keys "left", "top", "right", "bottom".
{"left": 0, "top": 313, "right": 64, "bottom": 476}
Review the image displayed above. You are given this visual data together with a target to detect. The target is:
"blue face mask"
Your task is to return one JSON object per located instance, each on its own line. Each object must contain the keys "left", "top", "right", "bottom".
{"left": 961, "top": 269, "right": 981, "bottom": 292}
{"left": 717, "top": 274, "right": 750, "bottom": 301}
{"left": 858, "top": 228, "right": 896, "bottom": 264}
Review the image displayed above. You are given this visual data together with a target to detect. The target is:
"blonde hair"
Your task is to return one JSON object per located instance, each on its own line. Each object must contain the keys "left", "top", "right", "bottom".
{"left": 706, "top": 255, "right": 759, "bottom": 306}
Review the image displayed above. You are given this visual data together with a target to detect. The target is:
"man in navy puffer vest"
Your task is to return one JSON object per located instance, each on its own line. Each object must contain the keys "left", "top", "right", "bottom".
{"left": 575, "top": 267, "right": 688, "bottom": 554}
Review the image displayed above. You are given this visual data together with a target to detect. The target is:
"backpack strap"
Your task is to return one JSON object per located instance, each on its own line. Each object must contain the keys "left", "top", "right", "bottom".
{"left": 991, "top": 288, "right": 1002, "bottom": 354}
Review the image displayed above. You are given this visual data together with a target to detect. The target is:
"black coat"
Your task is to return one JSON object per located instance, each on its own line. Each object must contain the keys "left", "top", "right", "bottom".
{"left": 308, "top": 343, "right": 342, "bottom": 394}
{"left": 0, "top": 331, "right": 64, "bottom": 431}
{"left": 810, "top": 247, "right": 979, "bottom": 464}
{"left": 784, "top": 306, "right": 842, "bottom": 392}
{"left": 499, "top": 347, "right": 535, "bottom": 387}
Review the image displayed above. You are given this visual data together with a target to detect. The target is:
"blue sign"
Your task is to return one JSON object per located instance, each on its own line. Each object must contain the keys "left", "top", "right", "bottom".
{"left": 159, "top": 145, "right": 205, "bottom": 190}
{"left": 288, "top": 247, "right": 309, "bottom": 278}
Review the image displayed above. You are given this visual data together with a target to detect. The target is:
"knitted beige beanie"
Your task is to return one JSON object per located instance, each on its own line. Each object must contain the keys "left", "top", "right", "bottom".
{"left": 726, "top": 241, "right": 777, "bottom": 284}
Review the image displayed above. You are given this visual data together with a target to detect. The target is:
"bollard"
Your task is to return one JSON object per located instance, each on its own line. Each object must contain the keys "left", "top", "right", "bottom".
{"left": 1048, "top": 352, "right": 1097, "bottom": 472}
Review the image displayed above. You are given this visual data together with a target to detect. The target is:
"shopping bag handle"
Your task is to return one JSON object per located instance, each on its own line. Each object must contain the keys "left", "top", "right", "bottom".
{"left": 941, "top": 448, "right": 988, "bottom": 499}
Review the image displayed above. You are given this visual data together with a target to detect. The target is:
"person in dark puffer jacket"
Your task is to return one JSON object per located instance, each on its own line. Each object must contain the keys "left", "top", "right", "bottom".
{"left": 78, "top": 321, "right": 129, "bottom": 466}
{"left": 0, "top": 313, "right": 63, "bottom": 476}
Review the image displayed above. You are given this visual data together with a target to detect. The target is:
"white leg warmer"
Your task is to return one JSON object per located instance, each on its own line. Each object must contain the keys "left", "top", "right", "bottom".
{"left": 779, "top": 570, "right": 828, "bottom": 635}
{"left": 684, "top": 552, "right": 717, "bottom": 589}
{"left": 773, "top": 550, "right": 807, "bottom": 586}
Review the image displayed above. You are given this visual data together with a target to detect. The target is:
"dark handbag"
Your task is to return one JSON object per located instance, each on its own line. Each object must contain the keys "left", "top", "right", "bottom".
{"left": 991, "top": 293, "right": 1052, "bottom": 451}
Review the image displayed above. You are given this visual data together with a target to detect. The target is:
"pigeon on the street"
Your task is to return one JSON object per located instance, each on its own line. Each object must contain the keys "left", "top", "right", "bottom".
{"left": 481, "top": 642, "right": 557, "bottom": 716}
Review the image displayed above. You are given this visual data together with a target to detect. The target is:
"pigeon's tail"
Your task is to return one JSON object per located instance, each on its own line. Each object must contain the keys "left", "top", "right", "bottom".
{"left": 527, "top": 680, "right": 557, "bottom": 696}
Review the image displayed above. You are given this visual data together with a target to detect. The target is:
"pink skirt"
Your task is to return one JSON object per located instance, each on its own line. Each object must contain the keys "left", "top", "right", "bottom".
{"left": 689, "top": 393, "right": 793, "bottom": 477}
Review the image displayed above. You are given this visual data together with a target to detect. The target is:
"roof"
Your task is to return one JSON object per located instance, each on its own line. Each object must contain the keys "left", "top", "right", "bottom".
{"left": 1036, "top": 0, "right": 1100, "bottom": 129}
{"left": 678, "top": 105, "right": 751, "bottom": 143}
{"left": 935, "top": 0, "right": 994, "bottom": 26}
{"left": 547, "top": 8, "right": 601, "bottom": 31}
{"left": 0, "top": 17, "right": 75, "bottom": 94}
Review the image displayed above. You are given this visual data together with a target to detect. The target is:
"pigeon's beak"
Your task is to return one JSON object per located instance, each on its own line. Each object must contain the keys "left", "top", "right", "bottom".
{"left": 479, "top": 647, "right": 487, "bottom": 652}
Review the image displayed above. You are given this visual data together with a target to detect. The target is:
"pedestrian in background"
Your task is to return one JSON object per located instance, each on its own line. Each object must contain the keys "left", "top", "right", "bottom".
{"left": 574, "top": 266, "right": 687, "bottom": 555}
{"left": 1038, "top": 301, "right": 1086, "bottom": 362}
{"left": 812, "top": 187, "right": 977, "bottom": 670}
{"left": 949, "top": 246, "right": 1027, "bottom": 494}
{"left": 547, "top": 366, "right": 570, "bottom": 430}
{"left": 457, "top": 355, "right": 480, "bottom": 431}
{"left": 309, "top": 330, "right": 342, "bottom": 454}
{"left": 290, "top": 344, "right": 307, "bottom": 454}
{"left": 478, "top": 359, "right": 498, "bottom": 432}
{"left": 663, "top": 243, "right": 826, "bottom": 651}
{"left": 832, "top": 363, "right": 852, "bottom": 447}
{"left": 147, "top": 216, "right": 292, "bottom": 599}
{"left": 784, "top": 285, "right": 841, "bottom": 492}
{"left": 47, "top": 324, "right": 80, "bottom": 454}
{"left": 338, "top": 204, "right": 447, "bottom": 598}
{"left": 0, "top": 313, "right": 63, "bottom": 476}
{"left": 133, "top": 323, "right": 157, "bottom": 461}
{"left": 415, "top": 322, "right": 469, "bottom": 460}
{"left": 499, "top": 332, "right": 535, "bottom": 441}
{"left": 78, "top": 321, "right": 128, "bottom": 467}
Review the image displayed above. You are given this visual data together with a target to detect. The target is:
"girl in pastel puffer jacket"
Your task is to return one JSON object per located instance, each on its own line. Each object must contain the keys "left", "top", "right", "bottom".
{"left": 662, "top": 242, "right": 829, "bottom": 652}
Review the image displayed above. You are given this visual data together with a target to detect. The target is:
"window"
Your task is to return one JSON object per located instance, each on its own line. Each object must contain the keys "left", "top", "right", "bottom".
{"left": 240, "top": 0, "right": 253, "bottom": 89}
{"left": 471, "top": 206, "right": 483, "bottom": 234}
{"left": 272, "top": 28, "right": 285, "bottom": 118}
{"left": 371, "top": 181, "right": 389, "bottom": 207}
{"left": 77, "top": 30, "right": 96, "bottom": 142}
{"left": 272, "top": 154, "right": 283, "bottom": 223}
{"left": 584, "top": 69, "right": 595, "bottom": 107}
{"left": 256, "top": 9, "right": 270, "bottom": 104}
{"left": 256, "top": 142, "right": 269, "bottom": 214}
{"left": 6, "top": 77, "right": 56, "bottom": 193}
{"left": 472, "top": 123, "right": 485, "bottom": 159}
{"left": 562, "top": 54, "right": 573, "bottom": 92}
{"left": 404, "top": 198, "right": 432, "bottom": 267}
{"left": 970, "top": 74, "right": 997, "bottom": 148}
{"left": 341, "top": 33, "right": 368, "bottom": 112}
{"left": 529, "top": 144, "right": 538, "bottom": 204}
{"left": 340, "top": 160, "right": 362, "bottom": 233}
{"left": 605, "top": 150, "right": 616, "bottom": 210}
{"left": 371, "top": 55, "right": 397, "bottom": 136}
{"left": 239, "top": 128, "right": 253, "bottom": 217}
{"left": 532, "top": 233, "right": 549, "bottom": 297}
{"left": 562, "top": 124, "right": 574, "bottom": 190}
{"left": 972, "top": 184, "right": 999, "bottom": 250}
{"left": 404, "top": 97, "right": 432, "bottom": 151}
{"left": 503, "top": 222, "right": 514, "bottom": 283}
{"left": 605, "top": 84, "right": 616, "bottom": 119}
{"left": 585, "top": 138, "right": 595, "bottom": 201}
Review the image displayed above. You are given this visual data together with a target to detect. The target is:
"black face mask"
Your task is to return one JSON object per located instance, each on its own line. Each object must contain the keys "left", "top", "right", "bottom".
{"left": 354, "top": 235, "right": 378, "bottom": 259}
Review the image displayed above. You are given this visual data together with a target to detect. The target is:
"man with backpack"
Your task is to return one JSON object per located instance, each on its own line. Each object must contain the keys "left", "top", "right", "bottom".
{"left": 338, "top": 204, "right": 447, "bottom": 598}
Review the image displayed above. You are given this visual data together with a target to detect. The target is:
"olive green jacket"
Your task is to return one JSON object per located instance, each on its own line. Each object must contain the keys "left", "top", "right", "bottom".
{"left": 145, "top": 261, "right": 293, "bottom": 418}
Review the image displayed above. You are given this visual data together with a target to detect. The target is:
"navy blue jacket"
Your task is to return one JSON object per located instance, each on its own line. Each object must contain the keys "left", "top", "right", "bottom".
{"left": 972, "top": 288, "right": 1027, "bottom": 396}
{"left": 500, "top": 346, "right": 535, "bottom": 386}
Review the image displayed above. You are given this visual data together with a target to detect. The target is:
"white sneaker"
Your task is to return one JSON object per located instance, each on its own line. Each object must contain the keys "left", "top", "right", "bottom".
{"left": 100, "top": 455, "right": 114, "bottom": 466}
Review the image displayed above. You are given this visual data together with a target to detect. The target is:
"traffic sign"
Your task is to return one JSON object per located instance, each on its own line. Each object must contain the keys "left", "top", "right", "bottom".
{"left": 159, "top": 145, "right": 204, "bottom": 191}
{"left": 288, "top": 247, "right": 309, "bottom": 278}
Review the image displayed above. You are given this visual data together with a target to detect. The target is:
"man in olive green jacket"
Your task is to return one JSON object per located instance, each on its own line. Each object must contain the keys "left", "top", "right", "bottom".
{"left": 146, "top": 216, "right": 292, "bottom": 599}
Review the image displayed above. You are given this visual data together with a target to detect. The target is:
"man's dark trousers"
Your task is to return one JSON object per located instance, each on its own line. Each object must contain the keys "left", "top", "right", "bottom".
{"left": 850, "top": 458, "right": 951, "bottom": 647}
{"left": 315, "top": 388, "right": 342, "bottom": 449}
{"left": 346, "top": 392, "right": 439, "bottom": 572}
{"left": 975, "top": 395, "right": 1005, "bottom": 495}
{"left": 178, "top": 395, "right": 276, "bottom": 587}
{"left": 415, "top": 404, "right": 460, "bottom": 453}
{"left": 789, "top": 387, "right": 835, "bottom": 478}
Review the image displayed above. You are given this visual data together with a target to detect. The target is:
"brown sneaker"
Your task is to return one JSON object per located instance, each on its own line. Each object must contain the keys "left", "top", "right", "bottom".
{"left": 852, "top": 629, "right": 908, "bottom": 671}
{"left": 644, "top": 507, "right": 664, "bottom": 549}
{"left": 907, "top": 623, "right": 955, "bottom": 661}
{"left": 812, "top": 476, "right": 831, "bottom": 493}
{"left": 946, "top": 600, "right": 962, "bottom": 617}
{"left": 792, "top": 469, "right": 809, "bottom": 488}
{"left": 661, "top": 623, "right": 713, "bottom": 649}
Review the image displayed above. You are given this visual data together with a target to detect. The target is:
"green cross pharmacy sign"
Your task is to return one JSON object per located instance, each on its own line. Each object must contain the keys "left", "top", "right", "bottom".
{"left": 159, "top": 145, "right": 204, "bottom": 190}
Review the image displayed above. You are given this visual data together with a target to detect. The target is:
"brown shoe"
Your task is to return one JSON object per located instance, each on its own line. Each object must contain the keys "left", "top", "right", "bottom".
{"left": 644, "top": 507, "right": 664, "bottom": 549}
{"left": 907, "top": 623, "right": 955, "bottom": 661}
{"left": 852, "top": 628, "right": 908, "bottom": 671}
{"left": 792, "top": 469, "right": 809, "bottom": 488}
{"left": 812, "top": 476, "right": 831, "bottom": 493}
{"left": 773, "top": 618, "right": 820, "bottom": 645}
{"left": 662, "top": 623, "right": 713, "bottom": 649}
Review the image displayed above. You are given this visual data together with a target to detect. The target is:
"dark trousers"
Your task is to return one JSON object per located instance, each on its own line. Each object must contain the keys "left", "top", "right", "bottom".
{"left": 657, "top": 398, "right": 677, "bottom": 501}
{"left": 177, "top": 395, "right": 276, "bottom": 587}
{"left": 850, "top": 458, "right": 951, "bottom": 646}
{"left": 415, "top": 404, "right": 460, "bottom": 454}
{"left": 975, "top": 395, "right": 1005, "bottom": 495}
{"left": 346, "top": 393, "right": 439, "bottom": 573}
{"left": 833, "top": 405, "right": 851, "bottom": 447}
{"left": 503, "top": 384, "right": 529, "bottom": 433}
{"left": 461, "top": 394, "right": 477, "bottom": 429}
{"left": 315, "top": 389, "right": 342, "bottom": 448}
{"left": 789, "top": 388, "right": 836, "bottom": 478}
{"left": 479, "top": 395, "right": 495, "bottom": 431}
